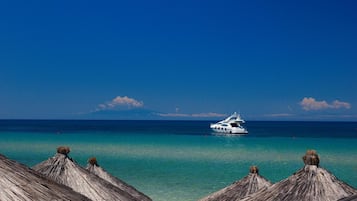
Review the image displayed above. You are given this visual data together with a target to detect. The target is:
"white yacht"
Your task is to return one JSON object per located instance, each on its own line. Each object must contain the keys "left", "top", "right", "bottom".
{"left": 210, "top": 112, "right": 248, "bottom": 134}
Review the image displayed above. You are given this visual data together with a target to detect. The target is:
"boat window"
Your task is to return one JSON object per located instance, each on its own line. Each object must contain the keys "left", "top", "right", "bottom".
{"left": 230, "top": 123, "right": 238, "bottom": 127}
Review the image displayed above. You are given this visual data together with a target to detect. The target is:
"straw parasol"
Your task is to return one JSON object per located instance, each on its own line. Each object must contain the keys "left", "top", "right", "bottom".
{"left": 240, "top": 150, "right": 357, "bottom": 201}
{"left": 32, "top": 146, "right": 141, "bottom": 201}
{"left": 86, "top": 157, "right": 152, "bottom": 201}
{"left": 0, "top": 153, "right": 91, "bottom": 201}
{"left": 198, "top": 166, "right": 272, "bottom": 201}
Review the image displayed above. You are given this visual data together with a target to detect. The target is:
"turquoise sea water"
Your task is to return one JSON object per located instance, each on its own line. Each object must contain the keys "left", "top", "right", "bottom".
{"left": 0, "top": 120, "right": 357, "bottom": 201}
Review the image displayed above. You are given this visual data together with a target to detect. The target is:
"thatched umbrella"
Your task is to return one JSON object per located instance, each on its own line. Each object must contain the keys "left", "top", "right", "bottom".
{"left": 198, "top": 166, "right": 272, "bottom": 201}
{"left": 86, "top": 157, "right": 152, "bottom": 201}
{"left": 33, "top": 146, "right": 141, "bottom": 201}
{"left": 0, "top": 153, "right": 90, "bottom": 201}
{"left": 240, "top": 150, "right": 357, "bottom": 201}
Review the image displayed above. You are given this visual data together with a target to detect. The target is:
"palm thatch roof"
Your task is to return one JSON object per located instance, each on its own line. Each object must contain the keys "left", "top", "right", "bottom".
{"left": 32, "top": 146, "right": 142, "bottom": 201}
{"left": 240, "top": 150, "right": 357, "bottom": 201}
{"left": 198, "top": 166, "right": 272, "bottom": 201}
{"left": 0, "top": 153, "right": 91, "bottom": 201}
{"left": 86, "top": 157, "right": 152, "bottom": 201}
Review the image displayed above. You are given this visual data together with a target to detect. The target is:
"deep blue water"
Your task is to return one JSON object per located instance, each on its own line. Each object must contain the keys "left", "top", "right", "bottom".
{"left": 0, "top": 120, "right": 356, "bottom": 138}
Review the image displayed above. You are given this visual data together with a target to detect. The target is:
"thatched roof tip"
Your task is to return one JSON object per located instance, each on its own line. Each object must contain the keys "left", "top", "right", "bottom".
{"left": 33, "top": 150, "right": 141, "bottom": 201}
{"left": 240, "top": 150, "right": 357, "bottom": 201}
{"left": 198, "top": 166, "right": 272, "bottom": 201}
{"left": 88, "top": 157, "right": 98, "bottom": 166}
{"left": 250, "top": 166, "right": 259, "bottom": 174}
{"left": 57, "top": 146, "right": 70, "bottom": 155}
{"left": 302, "top": 149, "right": 320, "bottom": 166}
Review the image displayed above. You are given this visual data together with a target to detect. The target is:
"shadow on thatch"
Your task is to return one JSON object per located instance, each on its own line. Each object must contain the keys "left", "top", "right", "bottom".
{"left": 240, "top": 150, "right": 357, "bottom": 201}
{"left": 0, "top": 153, "right": 90, "bottom": 201}
{"left": 198, "top": 166, "right": 272, "bottom": 201}
{"left": 339, "top": 194, "right": 357, "bottom": 201}
{"left": 86, "top": 157, "right": 152, "bottom": 201}
{"left": 32, "top": 146, "right": 142, "bottom": 201}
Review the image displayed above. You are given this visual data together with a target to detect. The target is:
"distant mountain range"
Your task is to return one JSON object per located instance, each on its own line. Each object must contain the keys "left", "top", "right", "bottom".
{"left": 86, "top": 108, "right": 161, "bottom": 120}
{"left": 78, "top": 108, "right": 223, "bottom": 120}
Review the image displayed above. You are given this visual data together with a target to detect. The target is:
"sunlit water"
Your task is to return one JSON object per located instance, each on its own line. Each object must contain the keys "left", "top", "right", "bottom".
{"left": 0, "top": 120, "right": 356, "bottom": 201}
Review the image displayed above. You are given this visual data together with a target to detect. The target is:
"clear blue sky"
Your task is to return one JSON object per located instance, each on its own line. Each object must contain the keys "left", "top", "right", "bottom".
{"left": 1, "top": 0, "right": 356, "bottom": 120}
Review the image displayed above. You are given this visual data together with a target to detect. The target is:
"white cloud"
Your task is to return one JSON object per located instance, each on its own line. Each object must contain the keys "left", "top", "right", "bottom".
{"left": 300, "top": 97, "right": 329, "bottom": 110}
{"left": 332, "top": 100, "right": 351, "bottom": 109}
{"left": 300, "top": 97, "right": 351, "bottom": 111}
{"left": 158, "top": 113, "right": 190, "bottom": 117}
{"left": 158, "top": 112, "right": 226, "bottom": 118}
{"left": 265, "top": 113, "right": 294, "bottom": 117}
{"left": 191, "top": 113, "right": 227, "bottom": 117}
{"left": 97, "top": 96, "right": 144, "bottom": 110}
{"left": 112, "top": 96, "right": 143, "bottom": 107}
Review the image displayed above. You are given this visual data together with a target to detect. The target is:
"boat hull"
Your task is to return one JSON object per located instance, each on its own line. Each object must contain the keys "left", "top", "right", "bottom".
{"left": 210, "top": 124, "right": 248, "bottom": 134}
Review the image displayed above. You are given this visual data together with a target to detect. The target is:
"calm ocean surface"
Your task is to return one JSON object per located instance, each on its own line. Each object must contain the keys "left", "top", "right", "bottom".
{"left": 0, "top": 120, "right": 357, "bottom": 201}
